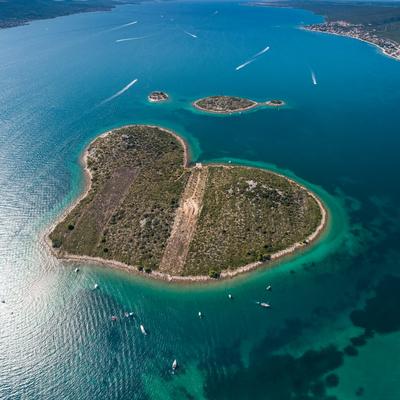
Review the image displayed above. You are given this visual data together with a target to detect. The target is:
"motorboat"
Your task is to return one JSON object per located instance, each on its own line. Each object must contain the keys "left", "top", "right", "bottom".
{"left": 140, "top": 324, "right": 147, "bottom": 335}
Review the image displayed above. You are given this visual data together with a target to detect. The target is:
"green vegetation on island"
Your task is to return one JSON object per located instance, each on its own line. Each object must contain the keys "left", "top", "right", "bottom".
{"left": 50, "top": 125, "right": 189, "bottom": 270}
{"left": 193, "top": 96, "right": 258, "bottom": 114}
{"left": 49, "top": 125, "right": 324, "bottom": 280}
{"left": 148, "top": 91, "right": 169, "bottom": 102}
{"left": 184, "top": 166, "right": 322, "bottom": 276}
{"left": 193, "top": 96, "right": 285, "bottom": 114}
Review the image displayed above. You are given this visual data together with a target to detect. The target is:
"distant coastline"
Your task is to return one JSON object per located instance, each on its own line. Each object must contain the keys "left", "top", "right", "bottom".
{"left": 249, "top": 2, "right": 400, "bottom": 62}
{"left": 45, "top": 125, "right": 327, "bottom": 283}
{"left": 0, "top": 0, "right": 137, "bottom": 30}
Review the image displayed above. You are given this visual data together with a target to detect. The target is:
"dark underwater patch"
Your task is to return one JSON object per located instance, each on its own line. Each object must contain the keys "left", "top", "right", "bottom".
{"left": 343, "top": 345, "right": 358, "bottom": 357}
{"left": 350, "top": 275, "right": 400, "bottom": 334}
{"left": 203, "top": 345, "right": 343, "bottom": 400}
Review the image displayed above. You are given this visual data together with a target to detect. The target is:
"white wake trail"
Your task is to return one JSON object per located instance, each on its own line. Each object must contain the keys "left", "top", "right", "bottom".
{"left": 115, "top": 36, "right": 149, "bottom": 43}
{"left": 117, "top": 21, "right": 138, "bottom": 29}
{"left": 235, "top": 58, "right": 256, "bottom": 71}
{"left": 311, "top": 71, "right": 317, "bottom": 85}
{"left": 253, "top": 45, "right": 270, "bottom": 58}
{"left": 101, "top": 78, "right": 138, "bottom": 104}
{"left": 184, "top": 30, "right": 198, "bottom": 39}
{"left": 108, "top": 21, "right": 138, "bottom": 32}
{"left": 235, "top": 45, "right": 270, "bottom": 71}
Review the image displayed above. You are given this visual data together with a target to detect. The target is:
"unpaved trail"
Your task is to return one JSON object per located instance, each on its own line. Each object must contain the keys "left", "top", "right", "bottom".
{"left": 159, "top": 166, "right": 208, "bottom": 274}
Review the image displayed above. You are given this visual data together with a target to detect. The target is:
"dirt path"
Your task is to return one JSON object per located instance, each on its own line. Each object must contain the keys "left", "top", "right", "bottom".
{"left": 159, "top": 166, "right": 208, "bottom": 275}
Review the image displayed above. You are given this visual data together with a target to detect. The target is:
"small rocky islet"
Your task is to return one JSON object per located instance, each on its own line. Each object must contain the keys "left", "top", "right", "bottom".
{"left": 193, "top": 95, "right": 285, "bottom": 114}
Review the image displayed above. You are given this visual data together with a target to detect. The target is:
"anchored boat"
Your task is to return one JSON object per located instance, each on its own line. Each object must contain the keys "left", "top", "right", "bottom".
{"left": 140, "top": 324, "right": 147, "bottom": 335}
{"left": 256, "top": 301, "right": 271, "bottom": 308}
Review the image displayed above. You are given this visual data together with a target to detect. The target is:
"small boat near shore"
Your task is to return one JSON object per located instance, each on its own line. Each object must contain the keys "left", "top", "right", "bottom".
{"left": 198, "top": 311, "right": 202, "bottom": 318}
{"left": 74, "top": 268, "right": 79, "bottom": 273}
{"left": 266, "top": 285, "right": 272, "bottom": 291}
{"left": 140, "top": 324, "right": 147, "bottom": 335}
{"left": 93, "top": 283, "right": 99, "bottom": 290}
{"left": 172, "top": 359, "right": 178, "bottom": 371}
{"left": 256, "top": 301, "right": 271, "bottom": 308}
{"left": 111, "top": 315, "right": 118, "bottom": 321}
{"left": 228, "top": 294, "right": 233, "bottom": 299}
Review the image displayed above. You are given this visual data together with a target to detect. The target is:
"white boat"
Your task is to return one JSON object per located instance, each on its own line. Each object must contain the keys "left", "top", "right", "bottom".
{"left": 311, "top": 71, "right": 317, "bottom": 85}
{"left": 140, "top": 324, "right": 147, "bottom": 335}
{"left": 94, "top": 284, "right": 99, "bottom": 290}
{"left": 172, "top": 359, "right": 178, "bottom": 370}
{"left": 256, "top": 301, "right": 271, "bottom": 308}
{"left": 74, "top": 268, "right": 79, "bottom": 273}
{"left": 198, "top": 311, "right": 202, "bottom": 318}
{"left": 128, "top": 312, "right": 134, "bottom": 317}
{"left": 266, "top": 285, "right": 272, "bottom": 291}
{"left": 228, "top": 294, "right": 233, "bottom": 299}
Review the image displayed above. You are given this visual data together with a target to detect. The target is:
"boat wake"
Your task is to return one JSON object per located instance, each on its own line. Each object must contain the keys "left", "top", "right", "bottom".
{"left": 253, "top": 45, "right": 270, "bottom": 58}
{"left": 311, "top": 71, "right": 317, "bottom": 85}
{"left": 100, "top": 78, "right": 139, "bottom": 104}
{"left": 115, "top": 36, "right": 149, "bottom": 43}
{"left": 184, "top": 30, "right": 198, "bottom": 39}
{"left": 235, "top": 44, "right": 270, "bottom": 71}
{"left": 114, "top": 21, "right": 138, "bottom": 30}
{"left": 235, "top": 58, "right": 257, "bottom": 71}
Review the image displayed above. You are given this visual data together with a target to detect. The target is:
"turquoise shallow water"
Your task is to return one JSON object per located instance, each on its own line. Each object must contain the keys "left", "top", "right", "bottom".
{"left": 0, "top": 2, "right": 400, "bottom": 399}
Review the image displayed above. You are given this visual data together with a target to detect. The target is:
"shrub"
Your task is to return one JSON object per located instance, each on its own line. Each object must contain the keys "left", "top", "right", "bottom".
{"left": 208, "top": 269, "right": 220, "bottom": 279}
{"left": 52, "top": 238, "right": 62, "bottom": 248}
{"left": 68, "top": 224, "right": 75, "bottom": 231}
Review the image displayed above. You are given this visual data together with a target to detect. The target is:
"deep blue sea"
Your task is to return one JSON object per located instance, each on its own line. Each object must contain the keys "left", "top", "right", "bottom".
{"left": 1, "top": 2, "right": 400, "bottom": 399}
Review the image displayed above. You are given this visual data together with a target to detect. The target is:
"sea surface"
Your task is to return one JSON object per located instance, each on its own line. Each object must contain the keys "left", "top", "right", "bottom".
{"left": 0, "top": 2, "right": 400, "bottom": 399}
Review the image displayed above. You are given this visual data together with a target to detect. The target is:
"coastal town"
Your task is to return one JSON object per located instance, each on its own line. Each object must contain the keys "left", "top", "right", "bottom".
{"left": 305, "top": 21, "right": 400, "bottom": 61}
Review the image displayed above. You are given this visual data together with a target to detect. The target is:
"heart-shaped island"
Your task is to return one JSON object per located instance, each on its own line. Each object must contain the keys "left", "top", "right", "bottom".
{"left": 48, "top": 125, "right": 326, "bottom": 281}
